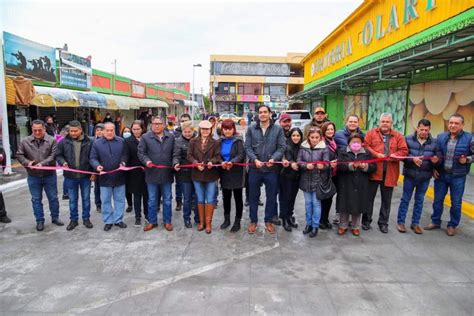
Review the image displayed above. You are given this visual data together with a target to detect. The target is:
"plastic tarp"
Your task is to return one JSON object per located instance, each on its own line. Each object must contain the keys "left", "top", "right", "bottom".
{"left": 31, "top": 86, "right": 79, "bottom": 107}
{"left": 176, "top": 99, "right": 198, "bottom": 107}
{"left": 77, "top": 92, "right": 107, "bottom": 108}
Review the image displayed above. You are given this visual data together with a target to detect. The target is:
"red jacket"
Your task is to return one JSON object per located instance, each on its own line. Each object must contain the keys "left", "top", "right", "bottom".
{"left": 364, "top": 128, "right": 408, "bottom": 187}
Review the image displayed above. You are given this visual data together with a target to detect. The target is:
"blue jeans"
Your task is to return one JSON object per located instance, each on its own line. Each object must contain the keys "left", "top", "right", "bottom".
{"left": 303, "top": 191, "right": 321, "bottom": 228}
{"left": 397, "top": 176, "right": 430, "bottom": 225}
{"left": 181, "top": 181, "right": 198, "bottom": 223}
{"left": 175, "top": 181, "right": 182, "bottom": 204}
{"left": 248, "top": 169, "right": 279, "bottom": 223}
{"left": 63, "top": 177, "right": 70, "bottom": 197}
{"left": 27, "top": 174, "right": 60, "bottom": 223}
{"left": 147, "top": 182, "right": 172, "bottom": 225}
{"left": 100, "top": 185, "right": 125, "bottom": 225}
{"left": 67, "top": 177, "right": 91, "bottom": 221}
{"left": 431, "top": 172, "right": 466, "bottom": 228}
{"left": 193, "top": 181, "right": 217, "bottom": 205}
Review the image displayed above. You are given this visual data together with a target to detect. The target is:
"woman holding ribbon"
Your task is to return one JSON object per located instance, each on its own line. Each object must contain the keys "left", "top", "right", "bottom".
{"left": 336, "top": 133, "right": 376, "bottom": 236}
{"left": 218, "top": 119, "right": 246, "bottom": 232}
{"left": 187, "top": 120, "right": 222, "bottom": 234}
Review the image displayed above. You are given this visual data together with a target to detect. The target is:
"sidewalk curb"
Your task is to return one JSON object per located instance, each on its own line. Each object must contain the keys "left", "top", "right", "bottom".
{"left": 398, "top": 175, "right": 474, "bottom": 219}
{"left": 1, "top": 170, "right": 63, "bottom": 193}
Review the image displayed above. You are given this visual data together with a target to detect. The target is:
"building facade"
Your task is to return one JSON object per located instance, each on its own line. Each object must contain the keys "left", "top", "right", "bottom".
{"left": 209, "top": 53, "right": 305, "bottom": 115}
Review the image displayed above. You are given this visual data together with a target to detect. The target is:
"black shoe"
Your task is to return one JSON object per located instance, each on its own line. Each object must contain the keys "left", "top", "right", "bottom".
{"left": 220, "top": 217, "right": 231, "bottom": 230}
{"left": 115, "top": 222, "right": 127, "bottom": 229}
{"left": 36, "top": 221, "right": 44, "bottom": 231}
{"left": 282, "top": 220, "right": 292, "bottom": 232}
{"left": 0, "top": 215, "right": 12, "bottom": 223}
{"left": 96, "top": 205, "right": 102, "bottom": 213}
{"left": 62, "top": 194, "right": 69, "bottom": 200}
{"left": 309, "top": 228, "right": 319, "bottom": 238}
{"left": 303, "top": 225, "right": 312, "bottom": 235}
{"left": 184, "top": 221, "right": 192, "bottom": 229}
{"left": 176, "top": 201, "right": 182, "bottom": 211}
{"left": 272, "top": 216, "right": 282, "bottom": 226}
{"left": 379, "top": 225, "right": 388, "bottom": 234}
{"left": 362, "top": 222, "right": 371, "bottom": 231}
{"left": 319, "top": 223, "right": 328, "bottom": 230}
{"left": 245, "top": 199, "right": 249, "bottom": 207}
{"left": 83, "top": 219, "right": 93, "bottom": 229}
{"left": 66, "top": 221, "right": 78, "bottom": 231}
{"left": 326, "top": 222, "right": 333, "bottom": 230}
{"left": 126, "top": 206, "right": 132, "bottom": 213}
{"left": 52, "top": 218, "right": 64, "bottom": 226}
{"left": 134, "top": 218, "right": 141, "bottom": 227}
{"left": 230, "top": 219, "right": 241, "bottom": 233}
{"left": 258, "top": 199, "right": 264, "bottom": 206}
{"left": 104, "top": 224, "right": 113, "bottom": 231}
{"left": 288, "top": 217, "right": 298, "bottom": 229}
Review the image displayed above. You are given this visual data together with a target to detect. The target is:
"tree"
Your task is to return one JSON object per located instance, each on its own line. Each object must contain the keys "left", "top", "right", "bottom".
{"left": 203, "top": 95, "right": 212, "bottom": 113}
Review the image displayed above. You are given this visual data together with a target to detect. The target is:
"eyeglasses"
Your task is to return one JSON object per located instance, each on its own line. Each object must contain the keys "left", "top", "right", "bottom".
{"left": 152, "top": 122, "right": 164, "bottom": 126}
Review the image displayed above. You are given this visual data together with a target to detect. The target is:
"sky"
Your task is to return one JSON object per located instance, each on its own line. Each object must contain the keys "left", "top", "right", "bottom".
{"left": 1, "top": 0, "right": 363, "bottom": 95}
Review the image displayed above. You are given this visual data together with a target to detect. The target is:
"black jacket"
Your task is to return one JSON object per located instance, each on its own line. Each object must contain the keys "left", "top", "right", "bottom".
{"left": 138, "top": 131, "right": 175, "bottom": 184}
{"left": 281, "top": 140, "right": 301, "bottom": 181}
{"left": 123, "top": 136, "right": 147, "bottom": 194}
{"left": 336, "top": 148, "right": 376, "bottom": 215}
{"left": 56, "top": 135, "right": 93, "bottom": 179}
{"left": 403, "top": 133, "right": 439, "bottom": 181}
{"left": 172, "top": 134, "right": 195, "bottom": 182}
{"left": 297, "top": 141, "right": 329, "bottom": 192}
{"left": 218, "top": 137, "right": 246, "bottom": 189}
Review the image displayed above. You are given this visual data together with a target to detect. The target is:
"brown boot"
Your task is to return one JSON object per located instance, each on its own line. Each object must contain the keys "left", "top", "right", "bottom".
{"left": 197, "top": 204, "right": 205, "bottom": 231}
{"left": 205, "top": 204, "right": 214, "bottom": 234}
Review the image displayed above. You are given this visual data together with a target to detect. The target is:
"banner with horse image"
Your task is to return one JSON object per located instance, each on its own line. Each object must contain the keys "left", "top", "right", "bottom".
{"left": 3, "top": 32, "right": 57, "bottom": 82}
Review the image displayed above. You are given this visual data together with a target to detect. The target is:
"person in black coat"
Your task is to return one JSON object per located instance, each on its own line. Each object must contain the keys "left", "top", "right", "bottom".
{"left": 123, "top": 121, "right": 148, "bottom": 227}
{"left": 336, "top": 133, "right": 376, "bottom": 236}
{"left": 279, "top": 127, "right": 303, "bottom": 232}
{"left": 218, "top": 119, "right": 246, "bottom": 232}
{"left": 173, "top": 121, "right": 198, "bottom": 228}
{"left": 320, "top": 122, "right": 338, "bottom": 230}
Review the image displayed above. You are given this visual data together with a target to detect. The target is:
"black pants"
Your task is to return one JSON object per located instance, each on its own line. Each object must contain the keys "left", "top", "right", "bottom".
{"left": 126, "top": 192, "right": 132, "bottom": 207}
{"left": 320, "top": 196, "right": 333, "bottom": 225}
{"left": 279, "top": 178, "right": 299, "bottom": 220}
{"left": 0, "top": 192, "right": 7, "bottom": 218}
{"left": 222, "top": 188, "right": 243, "bottom": 220}
{"left": 363, "top": 179, "right": 394, "bottom": 226}
{"left": 133, "top": 192, "right": 149, "bottom": 220}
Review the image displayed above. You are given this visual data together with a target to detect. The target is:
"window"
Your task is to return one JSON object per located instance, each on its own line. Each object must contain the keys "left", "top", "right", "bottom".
{"left": 238, "top": 83, "right": 261, "bottom": 95}
{"left": 264, "top": 84, "right": 286, "bottom": 96}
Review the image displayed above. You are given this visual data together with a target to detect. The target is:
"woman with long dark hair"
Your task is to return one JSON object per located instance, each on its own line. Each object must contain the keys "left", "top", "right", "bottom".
{"left": 320, "top": 121, "right": 338, "bottom": 229}
{"left": 218, "top": 119, "right": 246, "bottom": 232}
{"left": 123, "top": 120, "right": 148, "bottom": 226}
{"left": 280, "top": 127, "right": 303, "bottom": 232}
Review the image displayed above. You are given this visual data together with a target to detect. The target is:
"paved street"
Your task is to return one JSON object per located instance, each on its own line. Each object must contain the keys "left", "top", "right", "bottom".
{"left": 0, "top": 177, "right": 473, "bottom": 315}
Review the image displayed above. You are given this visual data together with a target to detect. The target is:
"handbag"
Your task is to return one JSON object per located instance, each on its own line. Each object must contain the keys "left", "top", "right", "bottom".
{"left": 315, "top": 169, "right": 336, "bottom": 200}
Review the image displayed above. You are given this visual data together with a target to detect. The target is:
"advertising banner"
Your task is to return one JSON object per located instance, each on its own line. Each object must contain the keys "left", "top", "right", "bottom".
{"left": 131, "top": 81, "right": 146, "bottom": 98}
{"left": 3, "top": 32, "right": 56, "bottom": 82}
{"left": 59, "top": 51, "right": 91, "bottom": 89}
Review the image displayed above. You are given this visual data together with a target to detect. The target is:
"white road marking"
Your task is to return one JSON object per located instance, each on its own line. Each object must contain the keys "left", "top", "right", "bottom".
{"left": 68, "top": 241, "right": 280, "bottom": 314}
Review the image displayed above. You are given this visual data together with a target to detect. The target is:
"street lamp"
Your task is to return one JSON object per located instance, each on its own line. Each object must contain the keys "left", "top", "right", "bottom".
{"left": 192, "top": 63, "right": 202, "bottom": 120}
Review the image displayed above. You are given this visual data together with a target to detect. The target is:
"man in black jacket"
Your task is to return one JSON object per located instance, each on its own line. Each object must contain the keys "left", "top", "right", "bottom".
{"left": 396, "top": 119, "right": 439, "bottom": 234}
{"left": 56, "top": 120, "right": 94, "bottom": 231}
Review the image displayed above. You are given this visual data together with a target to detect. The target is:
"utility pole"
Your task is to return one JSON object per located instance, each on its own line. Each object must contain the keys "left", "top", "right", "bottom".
{"left": 0, "top": 32, "right": 13, "bottom": 174}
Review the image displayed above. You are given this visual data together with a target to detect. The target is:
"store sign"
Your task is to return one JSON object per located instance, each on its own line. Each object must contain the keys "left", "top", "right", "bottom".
{"left": 214, "top": 62, "right": 290, "bottom": 76}
{"left": 59, "top": 51, "right": 92, "bottom": 89}
{"left": 304, "top": 0, "right": 469, "bottom": 84}
{"left": 264, "top": 77, "right": 290, "bottom": 84}
{"left": 131, "top": 81, "right": 146, "bottom": 98}
{"left": 238, "top": 95, "right": 259, "bottom": 102}
{"left": 263, "top": 95, "right": 271, "bottom": 102}
{"left": 3, "top": 32, "right": 57, "bottom": 82}
{"left": 215, "top": 94, "right": 236, "bottom": 102}
{"left": 270, "top": 95, "right": 288, "bottom": 103}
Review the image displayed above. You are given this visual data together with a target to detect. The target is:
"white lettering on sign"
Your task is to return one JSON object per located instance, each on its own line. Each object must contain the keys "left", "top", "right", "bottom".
{"left": 310, "top": 38, "right": 352, "bottom": 77}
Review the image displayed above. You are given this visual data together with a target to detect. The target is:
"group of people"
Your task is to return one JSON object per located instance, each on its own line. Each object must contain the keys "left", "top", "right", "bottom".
{"left": 6, "top": 105, "right": 473, "bottom": 238}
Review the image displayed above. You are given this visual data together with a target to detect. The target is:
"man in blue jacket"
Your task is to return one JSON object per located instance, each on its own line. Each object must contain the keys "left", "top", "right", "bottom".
{"left": 334, "top": 114, "right": 365, "bottom": 151}
{"left": 56, "top": 120, "right": 94, "bottom": 231}
{"left": 90, "top": 122, "right": 128, "bottom": 231}
{"left": 245, "top": 105, "right": 286, "bottom": 234}
{"left": 138, "top": 116, "right": 175, "bottom": 232}
{"left": 426, "top": 114, "right": 473, "bottom": 236}
{"left": 396, "top": 119, "right": 439, "bottom": 234}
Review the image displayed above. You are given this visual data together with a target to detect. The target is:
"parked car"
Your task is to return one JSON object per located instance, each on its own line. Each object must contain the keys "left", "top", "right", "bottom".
{"left": 219, "top": 112, "right": 243, "bottom": 124}
{"left": 279, "top": 110, "right": 312, "bottom": 129}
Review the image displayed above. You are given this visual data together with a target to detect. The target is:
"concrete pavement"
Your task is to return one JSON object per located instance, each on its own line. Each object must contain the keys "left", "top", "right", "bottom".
{"left": 0, "top": 177, "right": 473, "bottom": 315}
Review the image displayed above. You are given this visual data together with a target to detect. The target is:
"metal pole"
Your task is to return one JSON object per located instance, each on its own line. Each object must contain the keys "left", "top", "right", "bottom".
{"left": 192, "top": 66, "right": 195, "bottom": 120}
{"left": 212, "top": 59, "right": 216, "bottom": 113}
{"left": 0, "top": 32, "right": 13, "bottom": 174}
